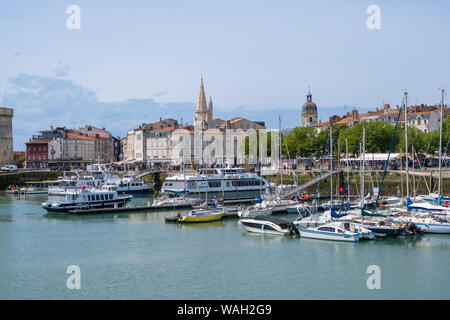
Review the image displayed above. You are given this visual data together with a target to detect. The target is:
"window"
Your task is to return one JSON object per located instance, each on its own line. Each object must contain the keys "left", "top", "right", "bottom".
{"left": 263, "top": 225, "right": 277, "bottom": 231}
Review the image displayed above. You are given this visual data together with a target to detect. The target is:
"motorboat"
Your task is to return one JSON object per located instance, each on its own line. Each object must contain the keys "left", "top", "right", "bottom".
{"left": 293, "top": 209, "right": 359, "bottom": 229}
{"left": 239, "top": 215, "right": 299, "bottom": 235}
{"left": 392, "top": 215, "right": 450, "bottom": 234}
{"left": 42, "top": 185, "right": 132, "bottom": 213}
{"left": 152, "top": 195, "right": 202, "bottom": 207}
{"left": 298, "top": 221, "right": 376, "bottom": 242}
{"left": 237, "top": 204, "right": 272, "bottom": 218}
{"left": 176, "top": 208, "right": 224, "bottom": 223}
{"left": 285, "top": 202, "right": 314, "bottom": 215}
{"left": 353, "top": 218, "right": 405, "bottom": 237}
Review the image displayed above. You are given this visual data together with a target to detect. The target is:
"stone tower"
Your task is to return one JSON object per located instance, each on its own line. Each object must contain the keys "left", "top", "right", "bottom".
{"left": 301, "top": 88, "right": 318, "bottom": 126}
{"left": 0, "top": 107, "right": 14, "bottom": 166}
{"left": 193, "top": 77, "right": 213, "bottom": 130}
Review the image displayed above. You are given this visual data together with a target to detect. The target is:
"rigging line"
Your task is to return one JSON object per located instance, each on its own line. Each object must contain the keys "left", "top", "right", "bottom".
{"left": 374, "top": 103, "right": 404, "bottom": 211}
{"left": 312, "top": 132, "right": 330, "bottom": 212}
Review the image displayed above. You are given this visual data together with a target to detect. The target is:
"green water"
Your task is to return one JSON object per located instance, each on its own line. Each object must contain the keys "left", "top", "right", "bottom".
{"left": 0, "top": 193, "right": 449, "bottom": 300}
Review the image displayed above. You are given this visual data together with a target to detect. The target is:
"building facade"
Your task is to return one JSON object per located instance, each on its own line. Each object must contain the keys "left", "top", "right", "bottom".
{"left": 0, "top": 107, "right": 14, "bottom": 167}
{"left": 25, "top": 140, "right": 49, "bottom": 169}
{"left": 26, "top": 125, "right": 117, "bottom": 169}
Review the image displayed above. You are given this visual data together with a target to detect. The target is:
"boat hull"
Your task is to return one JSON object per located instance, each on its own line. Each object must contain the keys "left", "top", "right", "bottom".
{"left": 178, "top": 213, "right": 224, "bottom": 223}
{"left": 299, "top": 228, "right": 359, "bottom": 242}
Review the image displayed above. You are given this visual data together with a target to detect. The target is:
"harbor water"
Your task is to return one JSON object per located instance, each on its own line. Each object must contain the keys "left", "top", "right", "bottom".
{"left": 0, "top": 193, "right": 449, "bottom": 300}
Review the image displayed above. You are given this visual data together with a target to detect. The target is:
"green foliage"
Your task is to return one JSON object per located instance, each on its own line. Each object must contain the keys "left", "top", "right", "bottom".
{"left": 282, "top": 117, "right": 450, "bottom": 158}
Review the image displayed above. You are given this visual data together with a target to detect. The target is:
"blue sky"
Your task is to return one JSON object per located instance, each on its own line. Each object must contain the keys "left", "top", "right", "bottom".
{"left": 1, "top": 0, "right": 449, "bottom": 150}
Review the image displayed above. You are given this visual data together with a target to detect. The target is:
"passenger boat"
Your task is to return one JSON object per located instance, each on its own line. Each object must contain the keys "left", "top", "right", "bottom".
{"left": 17, "top": 181, "right": 59, "bottom": 195}
{"left": 299, "top": 221, "right": 376, "bottom": 242}
{"left": 161, "top": 166, "right": 268, "bottom": 202}
{"left": 42, "top": 185, "right": 132, "bottom": 213}
{"left": 48, "top": 173, "right": 102, "bottom": 195}
{"left": 86, "top": 164, "right": 154, "bottom": 194}
{"left": 240, "top": 215, "right": 299, "bottom": 235}
{"left": 176, "top": 208, "right": 224, "bottom": 223}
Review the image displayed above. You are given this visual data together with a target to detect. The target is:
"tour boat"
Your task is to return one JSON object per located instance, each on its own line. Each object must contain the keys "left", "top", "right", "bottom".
{"left": 176, "top": 208, "right": 224, "bottom": 223}
{"left": 86, "top": 164, "right": 154, "bottom": 194}
{"left": 42, "top": 185, "right": 132, "bottom": 213}
{"left": 48, "top": 173, "right": 102, "bottom": 195}
{"left": 239, "top": 215, "right": 299, "bottom": 235}
{"left": 299, "top": 221, "right": 376, "bottom": 242}
{"left": 161, "top": 166, "right": 268, "bottom": 202}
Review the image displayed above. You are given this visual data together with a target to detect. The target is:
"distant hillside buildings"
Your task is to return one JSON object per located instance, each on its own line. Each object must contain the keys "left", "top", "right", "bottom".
{"left": 25, "top": 125, "right": 120, "bottom": 169}
{"left": 311, "top": 103, "right": 449, "bottom": 133}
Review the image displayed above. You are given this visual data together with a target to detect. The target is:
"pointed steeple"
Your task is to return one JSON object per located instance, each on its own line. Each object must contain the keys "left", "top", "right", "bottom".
{"left": 196, "top": 77, "right": 208, "bottom": 112}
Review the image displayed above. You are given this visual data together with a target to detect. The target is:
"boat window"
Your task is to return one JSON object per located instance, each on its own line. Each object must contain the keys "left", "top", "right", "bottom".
{"left": 317, "top": 227, "right": 335, "bottom": 232}
{"left": 109, "top": 194, "right": 113, "bottom": 200}
{"left": 96, "top": 195, "right": 100, "bottom": 201}
{"left": 263, "top": 225, "right": 277, "bottom": 231}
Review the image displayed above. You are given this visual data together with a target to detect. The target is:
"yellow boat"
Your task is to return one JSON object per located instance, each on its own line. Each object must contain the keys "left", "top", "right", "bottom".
{"left": 177, "top": 209, "right": 224, "bottom": 223}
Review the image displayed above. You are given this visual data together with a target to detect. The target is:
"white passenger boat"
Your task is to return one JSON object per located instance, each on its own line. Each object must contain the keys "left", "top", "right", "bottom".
{"left": 299, "top": 221, "right": 376, "bottom": 242}
{"left": 48, "top": 173, "right": 102, "bottom": 195}
{"left": 87, "top": 164, "right": 154, "bottom": 194}
{"left": 162, "top": 166, "right": 268, "bottom": 202}
{"left": 42, "top": 185, "right": 132, "bottom": 213}
{"left": 240, "top": 215, "right": 299, "bottom": 235}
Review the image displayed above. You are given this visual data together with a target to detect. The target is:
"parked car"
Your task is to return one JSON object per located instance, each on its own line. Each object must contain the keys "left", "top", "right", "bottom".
{"left": 1, "top": 165, "right": 18, "bottom": 172}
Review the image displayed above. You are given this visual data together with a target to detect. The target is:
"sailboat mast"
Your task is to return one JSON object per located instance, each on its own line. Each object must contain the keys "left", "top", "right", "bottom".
{"left": 361, "top": 126, "right": 365, "bottom": 208}
{"left": 330, "top": 119, "right": 333, "bottom": 203}
{"left": 438, "top": 89, "right": 445, "bottom": 204}
{"left": 279, "top": 116, "right": 283, "bottom": 193}
{"left": 346, "top": 138, "right": 350, "bottom": 201}
{"left": 404, "top": 91, "right": 409, "bottom": 200}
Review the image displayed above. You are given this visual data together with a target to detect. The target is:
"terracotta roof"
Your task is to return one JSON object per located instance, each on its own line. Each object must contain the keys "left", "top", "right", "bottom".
{"left": 230, "top": 117, "right": 244, "bottom": 124}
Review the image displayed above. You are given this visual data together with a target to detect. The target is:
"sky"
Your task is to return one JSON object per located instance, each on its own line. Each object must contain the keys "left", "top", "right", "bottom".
{"left": 1, "top": 0, "right": 449, "bottom": 150}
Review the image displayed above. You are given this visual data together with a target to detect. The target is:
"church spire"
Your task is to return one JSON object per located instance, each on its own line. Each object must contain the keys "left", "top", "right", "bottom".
{"left": 196, "top": 76, "right": 208, "bottom": 112}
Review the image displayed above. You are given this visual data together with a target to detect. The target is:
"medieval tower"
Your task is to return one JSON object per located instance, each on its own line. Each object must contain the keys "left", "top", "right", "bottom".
{"left": 0, "top": 106, "right": 14, "bottom": 166}
{"left": 193, "top": 77, "right": 213, "bottom": 130}
{"left": 301, "top": 88, "right": 318, "bottom": 126}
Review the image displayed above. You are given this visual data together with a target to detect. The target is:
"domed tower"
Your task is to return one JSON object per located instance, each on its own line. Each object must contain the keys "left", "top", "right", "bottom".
{"left": 301, "top": 88, "right": 318, "bottom": 126}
